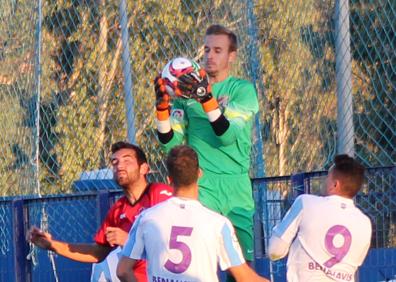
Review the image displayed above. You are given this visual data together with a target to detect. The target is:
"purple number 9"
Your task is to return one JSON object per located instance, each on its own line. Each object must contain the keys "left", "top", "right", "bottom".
{"left": 164, "top": 226, "right": 193, "bottom": 274}
{"left": 324, "top": 225, "right": 352, "bottom": 268}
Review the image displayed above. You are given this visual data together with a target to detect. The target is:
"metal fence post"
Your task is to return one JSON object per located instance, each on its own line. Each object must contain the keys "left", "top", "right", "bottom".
{"left": 31, "top": 0, "right": 43, "bottom": 197}
{"left": 12, "top": 199, "right": 29, "bottom": 282}
{"left": 335, "top": 0, "right": 354, "bottom": 156}
{"left": 246, "top": 0, "right": 265, "bottom": 179}
{"left": 119, "top": 0, "right": 136, "bottom": 144}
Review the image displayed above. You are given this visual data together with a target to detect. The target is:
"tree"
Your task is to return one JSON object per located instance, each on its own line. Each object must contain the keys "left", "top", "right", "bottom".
{"left": 255, "top": 0, "right": 337, "bottom": 176}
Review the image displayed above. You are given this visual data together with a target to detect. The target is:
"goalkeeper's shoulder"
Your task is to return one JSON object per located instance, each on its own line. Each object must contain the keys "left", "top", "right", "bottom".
{"left": 227, "top": 77, "right": 257, "bottom": 97}
{"left": 226, "top": 77, "right": 258, "bottom": 112}
{"left": 228, "top": 76, "right": 255, "bottom": 88}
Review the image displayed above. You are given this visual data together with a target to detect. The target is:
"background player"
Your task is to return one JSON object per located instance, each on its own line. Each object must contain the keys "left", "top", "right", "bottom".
{"left": 268, "top": 154, "right": 372, "bottom": 281}
{"left": 154, "top": 24, "right": 259, "bottom": 269}
{"left": 117, "top": 145, "right": 269, "bottom": 282}
{"left": 28, "top": 141, "right": 173, "bottom": 282}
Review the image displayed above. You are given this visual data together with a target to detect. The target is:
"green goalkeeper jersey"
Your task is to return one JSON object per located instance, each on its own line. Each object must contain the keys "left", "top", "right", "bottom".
{"left": 160, "top": 76, "right": 259, "bottom": 175}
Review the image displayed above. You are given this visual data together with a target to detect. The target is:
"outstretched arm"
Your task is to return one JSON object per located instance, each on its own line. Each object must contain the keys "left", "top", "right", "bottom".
{"left": 28, "top": 226, "right": 112, "bottom": 263}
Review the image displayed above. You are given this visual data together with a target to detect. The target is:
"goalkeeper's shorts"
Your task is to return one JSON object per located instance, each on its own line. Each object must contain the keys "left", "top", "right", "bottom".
{"left": 198, "top": 171, "right": 255, "bottom": 261}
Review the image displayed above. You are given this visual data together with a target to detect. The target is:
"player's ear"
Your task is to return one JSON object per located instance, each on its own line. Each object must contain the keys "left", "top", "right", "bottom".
{"left": 198, "top": 168, "right": 203, "bottom": 179}
{"left": 333, "top": 179, "right": 342, "bottom": 193}
{"left": 228, "top": 50, "right": 236, "bottom": 64}
{"left": 139, "top": 163, "right": 149, "bottom": 175}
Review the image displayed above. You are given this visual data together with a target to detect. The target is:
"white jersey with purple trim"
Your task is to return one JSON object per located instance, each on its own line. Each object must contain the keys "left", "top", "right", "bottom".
{"left": 269, "top": 195, "right": 372, "bottom": 282}
{"left": 122, "top": 197, "right": 245, "bottom": 282}
{"left": 91, "top": 247, "right": 121, "bottom": 282}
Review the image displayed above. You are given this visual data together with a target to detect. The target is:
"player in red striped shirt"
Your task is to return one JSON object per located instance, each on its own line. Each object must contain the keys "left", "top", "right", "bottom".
{"left": 28, "top": 141, "right": 173, "bottom": 282}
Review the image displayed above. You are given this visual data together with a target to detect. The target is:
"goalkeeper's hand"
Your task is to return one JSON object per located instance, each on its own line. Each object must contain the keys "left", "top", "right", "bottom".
{"left": 154, "top": 75, "right": 170, "bottom": 111}
{"left": 177, "top": 69, "right": 212, "bottom": 103}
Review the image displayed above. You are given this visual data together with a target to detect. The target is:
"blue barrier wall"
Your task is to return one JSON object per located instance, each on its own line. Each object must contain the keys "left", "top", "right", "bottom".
{"left": 0, "top": 201, "right": 14, "bottom": 282}
{"left": 0, "top": 166, "right": 395, "bottom": 281}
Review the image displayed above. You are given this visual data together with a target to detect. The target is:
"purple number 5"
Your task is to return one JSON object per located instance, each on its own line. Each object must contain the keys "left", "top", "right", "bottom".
{"left": 164, "top": 226, "right": 193, "bottom": 274}
{"left": 324, "top": 225, "right": 352, "bottom": 267}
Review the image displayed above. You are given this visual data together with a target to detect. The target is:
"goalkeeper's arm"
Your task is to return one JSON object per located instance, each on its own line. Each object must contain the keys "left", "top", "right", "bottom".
{"left": 154, "top": 75, "right": 174, "bottom": 144}
{"left": 202, "top": 88, "right": 258, "bottom": 146}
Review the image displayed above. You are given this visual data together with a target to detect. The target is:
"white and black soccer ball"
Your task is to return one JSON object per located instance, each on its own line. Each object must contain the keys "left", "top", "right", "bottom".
{"left": 161, "top": 57, "right": 201, "bottom": 98}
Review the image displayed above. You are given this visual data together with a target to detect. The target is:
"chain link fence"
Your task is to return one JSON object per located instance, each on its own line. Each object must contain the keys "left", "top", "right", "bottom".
{"left": 0, "top": 201, "right": 12, "bottom": 281}
{"left": 0, "top": 0, "right": 394, "bottom": 196}
{"left": 253, "top": 167, "right": 396, "bottom": 281}
{"left": 0, "top": 167, "right": 394, "bottom": 281}
{"left": 27, "top": 195, "right": 98, "bottom": 281}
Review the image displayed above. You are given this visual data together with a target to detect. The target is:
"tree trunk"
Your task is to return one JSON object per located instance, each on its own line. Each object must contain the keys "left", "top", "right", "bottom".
{"left": 278, "top": 102, "right": 289, "bottom": 176}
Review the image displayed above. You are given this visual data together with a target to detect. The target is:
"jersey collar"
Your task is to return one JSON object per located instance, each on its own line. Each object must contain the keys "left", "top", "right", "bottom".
{"left": 326, "top": 195, "right": 355, "bottom": 206}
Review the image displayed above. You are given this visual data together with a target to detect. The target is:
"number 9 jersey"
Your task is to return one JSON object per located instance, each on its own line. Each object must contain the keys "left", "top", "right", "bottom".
{"left": 268, "top": 194, "right": 372, "bottom": 282}
{"left": 121, "top": 197, "right": 245, "bottom": 282}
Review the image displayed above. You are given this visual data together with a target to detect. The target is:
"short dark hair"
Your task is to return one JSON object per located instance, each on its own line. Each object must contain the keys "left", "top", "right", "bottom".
{"left": 205, "top": 24, "right": 237, "bottom": 52}
{"left": 111, "top": 141, "right": 147, "bottom": 165}
{"left": 166, "top": 145, "right": 199, "bottom": 188}
{"left": 332, "top": 154, "right": 365, "bottom": 198}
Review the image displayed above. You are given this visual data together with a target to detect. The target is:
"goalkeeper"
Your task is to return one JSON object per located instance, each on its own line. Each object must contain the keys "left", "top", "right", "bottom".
{"left": 154, "top": 24, "right": 259, "bottom": 264}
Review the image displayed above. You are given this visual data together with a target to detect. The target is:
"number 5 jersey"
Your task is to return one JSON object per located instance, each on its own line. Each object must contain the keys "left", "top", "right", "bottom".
{"left": 121, "top": 197, "right": 246, "bottom": 282}
{"left": 268, "top": 194, "right": 372, "bottom": 282}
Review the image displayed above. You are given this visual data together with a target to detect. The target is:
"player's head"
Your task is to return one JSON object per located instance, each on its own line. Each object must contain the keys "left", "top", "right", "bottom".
{"left": 166, "top": 145, "right": 200, "bottom": 189}
{"left": 326, "top": 154, "right": 365, "bottom": 198}
{"left": 110, "top": 141, "right": 149, "bottom": 188}
{"left": 203, "top": 24, "right": 237, "bottom": 79}
{"left": 206, "top": 24, "right": 237, "bottom": 52}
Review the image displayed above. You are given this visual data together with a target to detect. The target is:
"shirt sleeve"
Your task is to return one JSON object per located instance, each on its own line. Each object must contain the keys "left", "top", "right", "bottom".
{"left": 216, "top": 81, "right": 259, "bottom": 146}
{"left": 218, "top": 219, "right": 245, "bottom": 270}
{"left": 268, "top": 196, "right": 304, "bottom": 260}
{"left": 149, "top": 183, "right": 173, "bottom": 206}
{"left": 159, "top": 100, "right": 188, "bottom": 152}
{"left": 121, "top": 214, "right": 146, "bottom": 260}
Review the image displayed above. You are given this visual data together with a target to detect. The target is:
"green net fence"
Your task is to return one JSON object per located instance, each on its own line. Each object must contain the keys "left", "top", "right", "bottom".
{"left": 0, "top": 0, "right": 394, "bottom": 196}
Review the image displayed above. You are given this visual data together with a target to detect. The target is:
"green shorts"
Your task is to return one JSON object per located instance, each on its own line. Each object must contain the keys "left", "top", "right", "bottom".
{"left": 198, "top": 171, "right": 255, "bottom": 261}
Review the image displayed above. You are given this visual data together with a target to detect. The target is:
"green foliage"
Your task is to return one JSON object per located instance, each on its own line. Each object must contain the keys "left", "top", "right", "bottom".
{"left": 255, "top": 0, "right": 337, "bottom": 176}
{"left": 350, "top": 0, "right": 396, "bottom": 166}
{"left": 0, "top": 0, "right": 394, "bottom": 195}
{"left": 0, "top": 0, "right": 37, "bottom": 195}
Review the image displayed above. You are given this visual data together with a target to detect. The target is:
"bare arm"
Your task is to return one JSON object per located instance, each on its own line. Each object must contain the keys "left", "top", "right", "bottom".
{"left": 117, "top": 256, "right": 137, "bottom": 282}
{"left": 228, "top": 263, "right": 270, "bottom": 282}
{"left": 28, "top": 226, "right": 112, "bottom": 263}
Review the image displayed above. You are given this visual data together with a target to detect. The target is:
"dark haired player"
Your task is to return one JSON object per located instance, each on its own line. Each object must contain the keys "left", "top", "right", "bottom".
{"left": 268, "top": 155, "right": 372, "bottom": 281}
{"left": 28, "top": 141, "right": 173, "bottom": 282}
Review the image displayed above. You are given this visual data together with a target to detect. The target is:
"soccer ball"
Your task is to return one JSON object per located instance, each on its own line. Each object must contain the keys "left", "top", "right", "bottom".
{"left": 161, "top": 57, "right": 201, "bottom": 98}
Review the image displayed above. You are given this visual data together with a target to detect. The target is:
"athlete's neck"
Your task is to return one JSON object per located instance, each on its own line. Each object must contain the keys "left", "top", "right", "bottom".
{"left": 174, "top": 183, "right": 199, "bottom": 200}
{"left": 209, "top": 71, "right": 229, "bottom": 84}
{"left": 123, "top": 179, "right": 148, "bottom": 204}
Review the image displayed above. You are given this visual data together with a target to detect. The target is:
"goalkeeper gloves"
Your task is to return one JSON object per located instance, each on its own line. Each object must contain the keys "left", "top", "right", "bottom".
{"left": 177, "top": 69, "right": 219, "bottom": 113}
{"left": 154, "top": 75, "right": 170, "bottom": 120}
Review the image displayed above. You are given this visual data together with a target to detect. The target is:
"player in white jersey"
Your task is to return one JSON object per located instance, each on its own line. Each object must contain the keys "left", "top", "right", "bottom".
{"left": 117, "top": 145, "right": 269, "bottom": 282}
{"left": 91, "top": 247, "right": 122, "bottom": 281}
{"left": 268, "top": 154, "right": 372, "bottom": 282}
